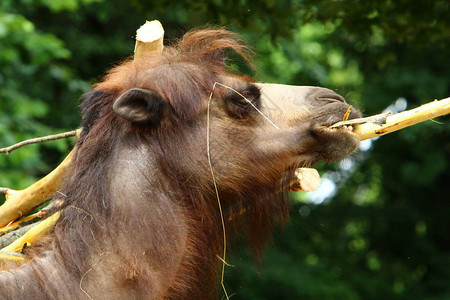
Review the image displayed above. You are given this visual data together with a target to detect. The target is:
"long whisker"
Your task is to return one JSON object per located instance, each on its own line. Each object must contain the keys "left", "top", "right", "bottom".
{"left": 207, "top": 82, "right": 230, "bottom": 300}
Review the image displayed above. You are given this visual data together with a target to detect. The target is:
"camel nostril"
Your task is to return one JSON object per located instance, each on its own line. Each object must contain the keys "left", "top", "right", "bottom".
{"left": 309, "top": 88, "right": 346, "bottom": 103}
{"left": 320, "top": 94, "right": 346, "bottom": 103}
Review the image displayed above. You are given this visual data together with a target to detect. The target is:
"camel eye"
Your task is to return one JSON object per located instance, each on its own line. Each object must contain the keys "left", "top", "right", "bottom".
{"left": 225, "top": 82, "right": 261, "bottom": 111}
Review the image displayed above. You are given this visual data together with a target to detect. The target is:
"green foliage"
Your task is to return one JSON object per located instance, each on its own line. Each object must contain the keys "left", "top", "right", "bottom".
{"left": 0, "top": 11, "right": 73, "bottom": 191}
{"left": 0, "top": 0, "right": 449, "bottom": 298}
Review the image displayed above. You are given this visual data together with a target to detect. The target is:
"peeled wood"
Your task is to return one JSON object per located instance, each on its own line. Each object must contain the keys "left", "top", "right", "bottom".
{"left": 338, "top": 97, "right": 450, "bottom": 141}
{"left": 0, "top": 129, "right": 81, "bottom": 228}
{"left": 0, "top": 150, "right": 74, "bottom": 227}
{"left": 134, "top": 20, "right": 164, "bottom": 59}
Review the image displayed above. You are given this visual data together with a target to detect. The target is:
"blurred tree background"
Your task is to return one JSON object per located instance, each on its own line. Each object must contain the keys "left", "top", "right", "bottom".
{"left": 0, "top": 0, "right": 449, "bottom": 299}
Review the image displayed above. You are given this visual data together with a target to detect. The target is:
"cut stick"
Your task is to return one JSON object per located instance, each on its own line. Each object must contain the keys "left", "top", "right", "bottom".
{"left": 289, "top": 168, "right": 321, "bottom": 192}
{"left": 0, "top": 149, "right": 75, "bottom": 227}
{"left": 134, "top": 20, "right": 164, "bottom": 59}
{"left": 333, "top": 97, "right": 450, "bottom": 140}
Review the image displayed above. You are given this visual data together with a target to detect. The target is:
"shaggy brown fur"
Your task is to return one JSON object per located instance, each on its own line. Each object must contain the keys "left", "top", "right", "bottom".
{"left": 0, "top": 29, "right": 361, "bottom": 299}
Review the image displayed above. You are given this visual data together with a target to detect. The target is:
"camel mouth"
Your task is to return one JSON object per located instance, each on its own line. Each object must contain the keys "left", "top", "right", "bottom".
{"left": 306, "top": 108, "right": 361, "bottom": 163}
{"left": 313, "top": 102, "right": 362, "bottom": 133}
{"left": 319, "top": 121, "right": 358, "bottom": 135}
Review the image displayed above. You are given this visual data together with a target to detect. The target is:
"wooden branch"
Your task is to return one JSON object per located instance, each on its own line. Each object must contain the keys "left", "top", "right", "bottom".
{"left": 0, "top": 129, "right": 81, "bottom": 155}
{"left": 0, "top": 149, "right": 75, "bottom": 227}
{"left": 330, "top": 112, "right": 390, "bottom": 129}
{"left": 0, "top": 210, "right": 46, "bottom": 236}
{"left": 0, "top": 250, "right": 25, "bottom": 262}
{"left": 331, "top": 97, "right": 450, "bottom": 140}
{"left": 134, "top": 20, "right": 164, "bottom": 60}
{"left": 1, "top": 212, "right": 60, "bottom": 253}
{"left": 0, "top": 222, "right": 38, "bottom": 249}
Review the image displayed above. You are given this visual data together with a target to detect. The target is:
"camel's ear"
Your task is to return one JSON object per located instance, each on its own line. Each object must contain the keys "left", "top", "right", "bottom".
{"left": 113, "top": 88, "right": 166, "bottom": 124}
